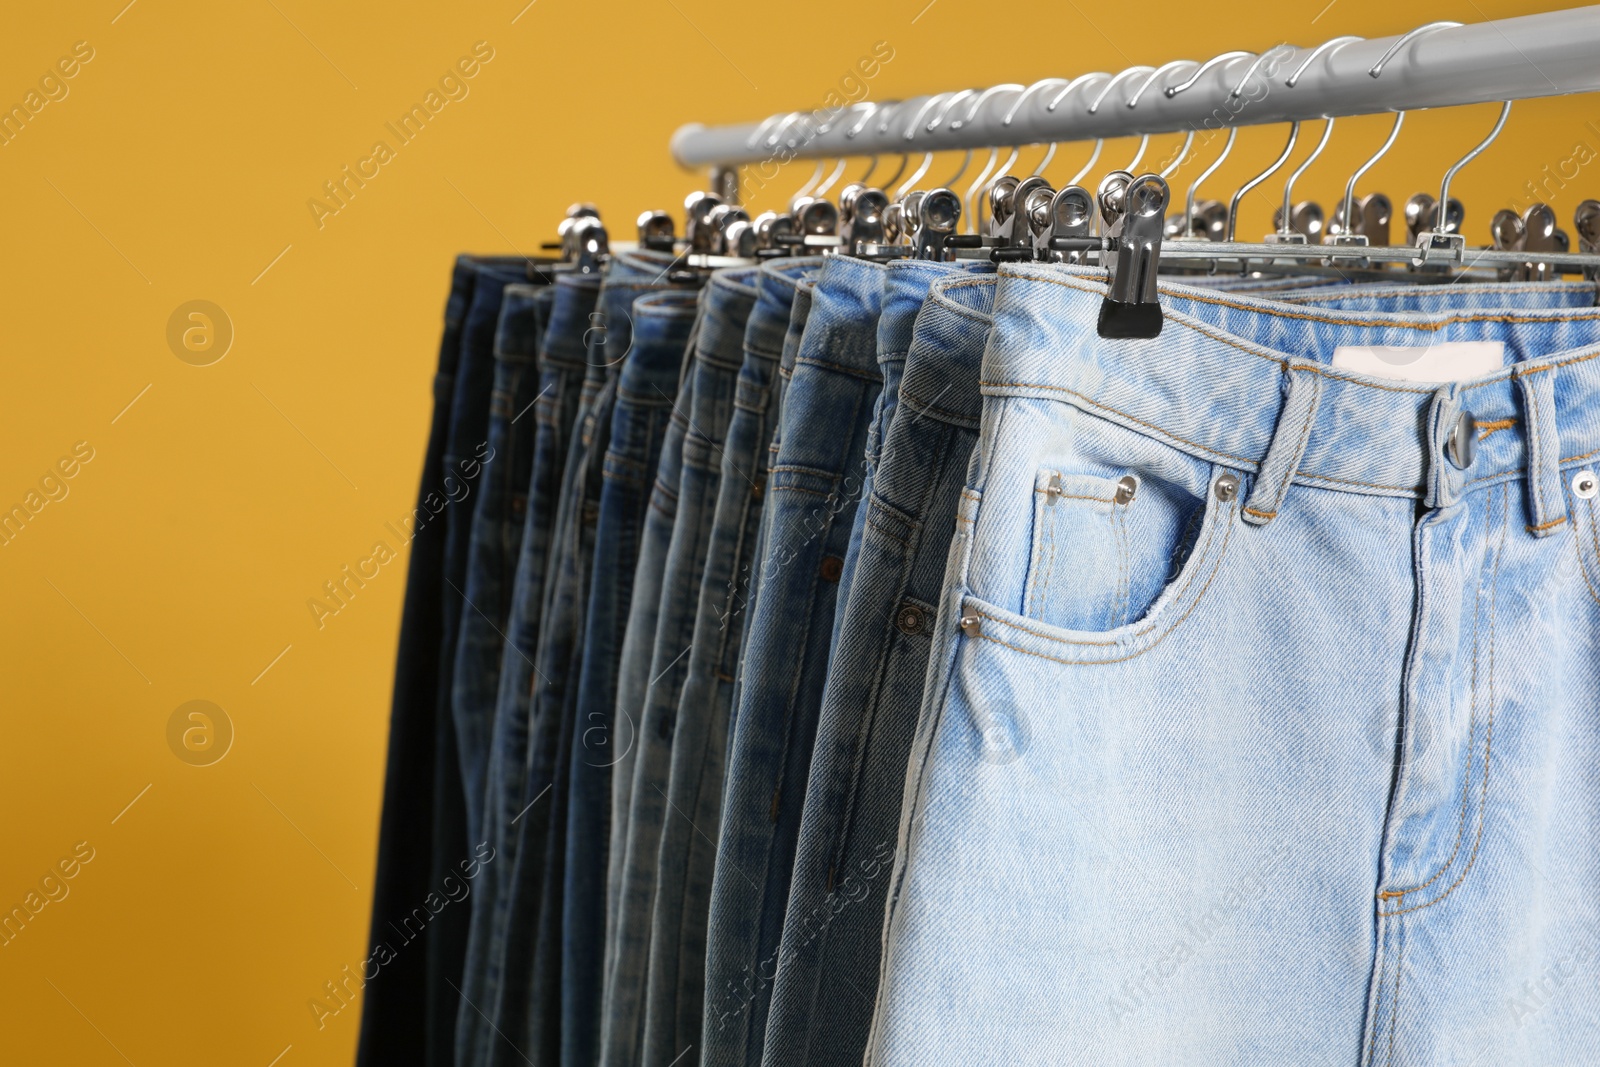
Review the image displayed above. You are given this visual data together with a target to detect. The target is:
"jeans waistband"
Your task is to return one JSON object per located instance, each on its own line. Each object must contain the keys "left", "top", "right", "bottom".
{"left": 543, "top": 274, "right": 603, "bottom": 371}
{"left": 786, "top": 254, "right": 887, "bottom": 380}
{"left": 879, "top": 259, "right": 994, "bottom": 364}
{"left": 623, "top": 291, "right": 700, "bottom": 402}
{"left": 989, "top": 263, "right": 1600, "bottom": 535}
{"left": 694, "top": 268, "right": 761, "bottom": 371}
{"left": 493, "top": 284, "right": 554, "bottom": 362}
{"left": 899, "top": 274, "right": 998, "bottom": 430}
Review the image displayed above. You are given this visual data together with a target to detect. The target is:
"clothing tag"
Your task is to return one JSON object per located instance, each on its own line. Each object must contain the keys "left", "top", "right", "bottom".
{"left": 1330, "top": 341, "right": 1505, "bottom": 383}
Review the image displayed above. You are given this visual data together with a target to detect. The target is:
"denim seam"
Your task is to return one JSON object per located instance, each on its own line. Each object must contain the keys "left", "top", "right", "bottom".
{"left": 795, "top": 356, "right": 881, "bottom": 382}
{"left": 985, "top": 380, "right": 1259, "bottom": 466}
{"left": 926, "top": 277, "right": 999, "bottom": 324}
{"left": 1386, "top": 915, "right": 1404, "bottom": 1067}
{"left": 969, "top": 496, "right": 1236, "bottom": 663}
{"left": 899, "top": 394, "right": 982, "bottom": 429}
{"left": 1378, "top": 483, "right": 1506, "bottom": 918}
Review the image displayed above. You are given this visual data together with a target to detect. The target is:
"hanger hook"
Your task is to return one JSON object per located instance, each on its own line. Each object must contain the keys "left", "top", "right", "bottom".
{"left": 941, "top": 149, "right": 974, "bottom": 188}
{"left": 1227, "top": 122, "right": 1300, "bottom": 241}
{"left": 1030, "top": 142, "right": 1057, "bottom": 177}
{"left": 746, "top": 113, "right": 786, "bottom": 151}
{"left": 858, "top": 155, "right": 880, "bottom": 185}
{"left": 1369, "top": 22, "right": 1462, "bottom": 78}
{"left": 1230, "top": 46, "right": 1297, "bottom": 100}
{"left": 978, "top": 146, "right": 1021, "bottom": 234}
{"left": 813, "top": 158, "right": 849, "bottom": 198}
{"left": 1128, "top": 59, "right": 1199, "bottom": 109}
{"left": 1003, "top": 78, "right": 1071, "bottom": 126}
{"left": 952, "top": 83, "right": 1023, "bottom": 131}
{"left": 1126, "top": 134, "right": 1150, "bottom": 172}
{"left": 1286, "top": 36, "right": 1363, "bottom": 87}
{"left": 1069, "top": 140, "right": 1104, "bottom": 187}
{"left": 1184, "top": 127, "right": 1237, "bottom": 237}
{"left": 765, "top": 111, "right": 805, "bottom": 150}
{"left": 792, "top": 159, "right": 826, "bottom": 202}
{"left": 1160, "top": 129, "right": 1196, "bottom": 180}
{"left": 927, "top": 89, "right": 977, "bottom": 132}
{"left": 1341, "top": 111, "right": 1404, "bottom": 234}
{"left": 1436, "top": 100, "right": 1512, "bottom": 228}
{"left": 846, "top": 101, "right": 886, "bottom": 139}
{"left": 1088, "top": 66, "right": 1154, "bottom": 114}
{"left": 1166, "top": 51, "right": 1252, "bottom": 97}
{"left": 1280, "top": 118, "right": 1334, "bottom": 233}
{"left": 1046, "top": 72, "right": 1110, "bottom": 111}
{"left": 963, "top": 148, "right": 1000, "bottom": 234}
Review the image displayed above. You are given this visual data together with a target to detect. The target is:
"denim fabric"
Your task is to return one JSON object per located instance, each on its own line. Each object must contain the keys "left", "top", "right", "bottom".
{"left": 489, "top": 251, "right": 694, "bottom": 1067}
{"left": 604, "top": 268, "right": 760, "bottom": 1067}
{"left": 452, "top": 284, "right": 554, "bottom": 846}
{"left": 870, "top": 263, "right": 1600, "bottom": 1066}
{"left": 562, "top": 290, "right": 700, "bottom": 1067}
{"left": 458, "top": 272, "right": 597, "bottom": 1067}
{"left": 643, "top": 259, "right": 813, "bottom": 1067}
{"left": 732, "top": 272, "right": 820, "bottom": 734}
{"left": 358, "top": 256, "right": 477, "bottom": 1067}
{"left": 422, "top": 258, "right": 527, "bottom": 1067}
{"left": 830, "top": 261, "right": 996, "bottom": 654}
{"left": 701, "top": 254, "right": 886, "bottom": 1067}
{"left": 1272, "top": 278, "right": 1600, "bottom": 312}
{"left": 754, "top": 271, "right": 995, "bottom": 1067}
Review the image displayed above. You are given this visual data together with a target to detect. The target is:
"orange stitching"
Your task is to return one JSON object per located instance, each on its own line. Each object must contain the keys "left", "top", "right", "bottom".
{"left": 1475, "top": 418, "right": 1516, "bottom": 439}
{"left": 1032, "top": 488, "right": 1119, "bottom": 505}
{"left": 1242, "top": 506, "right": 1277, "bottom": 518}
{"left": 1527, "top": 517, "right": 1568, "bottom": 531}
{"left": 1379, "top": 484, "right": 1507, "bottom": 917}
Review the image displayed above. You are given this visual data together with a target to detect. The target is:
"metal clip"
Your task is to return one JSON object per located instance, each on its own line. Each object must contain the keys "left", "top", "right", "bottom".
{"left": 912, "top": 188, "right": 961, "bottom": 260}
{"left": 570, "top": 215, "right": 608, "bottom": 275}
{"left": 636, "top": 210, "right": 676, "bottom": 252}
{"left": 683, "top": 191, "right": 725, "bottom": 253}
{"left": 1045, "top": 185, "right": 1097, "bottom": 262}
{"left": 1098, "top": 173, "right": 1168, "bottom": 340}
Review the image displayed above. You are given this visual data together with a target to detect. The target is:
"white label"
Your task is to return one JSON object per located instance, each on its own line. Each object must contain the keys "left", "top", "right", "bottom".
{"left": 1330, "top": 341, "right": 1505, "bottom": 383}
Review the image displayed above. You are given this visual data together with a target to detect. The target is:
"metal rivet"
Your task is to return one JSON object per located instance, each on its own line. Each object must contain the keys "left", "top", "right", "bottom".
{"left": 959, "top": 613, "right": 981, "bottom": 636}
{"left": 1045, "top": 472, "right": 1063, "bottom": 504}
{"left": 1575, "top": 470, "right": 1599, "bottom": 499}
{"left": 895, "top": 605, "right": 925, "bottom": 635}
{"left": 1446, "top": 410, "right": 1479, "bottom": 470}
{"left": 1114, "top": 474, "right": 1138, "bottom": 506}
{"left": 1213, "top": 473, "right": 1239, "bottom": 502}
{"left": 820, "top": 555, "right": 844, "bottom": 583}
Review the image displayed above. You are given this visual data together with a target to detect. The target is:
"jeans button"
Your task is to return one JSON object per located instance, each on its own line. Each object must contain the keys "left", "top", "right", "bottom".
{"left": 895, "top": 604, "right": 925, "bottom": 635}
{"left": 1447, "top": 410, "right": 1478, "bottom": 470}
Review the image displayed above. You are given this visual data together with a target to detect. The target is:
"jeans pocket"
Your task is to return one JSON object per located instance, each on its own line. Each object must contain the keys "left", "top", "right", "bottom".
{"left": 1023, "top": 465, "right": 1210, "bottom": 634}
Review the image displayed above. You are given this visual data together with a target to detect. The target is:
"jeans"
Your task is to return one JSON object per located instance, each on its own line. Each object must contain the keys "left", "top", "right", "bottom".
{"left": 1273, "top": 277, "right": 1600, "bottom": 312}
{"left": 459, "top": 272, "right": 597, "bottom": 1067}
{"left": 756, "top": 270, "right": 995, "bottom": 1067}
{"left": 830, "top": 261, "right": 996, "bottom": 654}
{"left": 425, "top": 258, "right": 528, "bottom": 1067}
{"left": 358, "top": 255, "right": 478, "bottom": 1067}
{"left": 643, "top": 258, "right": 814, "bottom": 1067}
{"left": 452, "top": 284, "right": 554, "bottom": 847}
{"left": 562, "top": 289, "right": 701, "bottom": 1067}
{"left": 490, "top": 251, "right": 695, "bottom": 1067}
{"left": 604, "top": 267, "right": 760, "bottom": 1067}
{"left": 869, "top": 263, "right": 1600, "bottom": 1066}
{"left": 702, "top": 254, "right": 887, "bottom": 1067}
{"left": 732, "top": 270, "right": 821, "bottom": 734}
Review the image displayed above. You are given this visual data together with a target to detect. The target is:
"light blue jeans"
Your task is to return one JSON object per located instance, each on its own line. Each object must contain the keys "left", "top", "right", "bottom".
{"left": 871, "top": 263, "right": 1600, "bottom": 1066}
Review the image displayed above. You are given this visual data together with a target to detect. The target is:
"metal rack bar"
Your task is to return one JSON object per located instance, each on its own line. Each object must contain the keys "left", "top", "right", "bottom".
{"left": 670, "top": 8, "right": 1600, "bottom": 168}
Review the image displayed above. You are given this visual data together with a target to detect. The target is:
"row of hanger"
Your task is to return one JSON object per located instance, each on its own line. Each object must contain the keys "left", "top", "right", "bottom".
{"left": 541, "top": 23, "right": 1600, "bottom": 338}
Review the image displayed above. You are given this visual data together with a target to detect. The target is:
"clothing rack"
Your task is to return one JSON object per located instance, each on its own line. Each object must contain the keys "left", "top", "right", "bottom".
{"left": 669, "top": 8, "right": 1600, "bottom": 168}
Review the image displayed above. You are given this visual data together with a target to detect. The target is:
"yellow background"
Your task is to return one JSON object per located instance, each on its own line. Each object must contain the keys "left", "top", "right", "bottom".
{"left": 0, "top": 1, "right": 1590, "bottom": 1063}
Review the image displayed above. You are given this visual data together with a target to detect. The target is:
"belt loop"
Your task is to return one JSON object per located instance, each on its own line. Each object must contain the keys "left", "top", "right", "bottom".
{"left": 1242, "top": 361, "right": 1324, "bottom": 527}
{"left": 1515, "top": 364, "right": 1567, "bottom": 536}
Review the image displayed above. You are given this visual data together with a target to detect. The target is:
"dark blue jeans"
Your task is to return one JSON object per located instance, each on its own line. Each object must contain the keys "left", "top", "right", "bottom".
{"left": 487, "top": 251, "right": 695, "bottom": 1067}
{"left": 730, "top": 270, "right": 820, "bottom": 739}
{"left": 700, "top": 254, "right": 887, "bottom": 1067}
{"left": 645, "top": 257, "right": 816, "bottom": 1067}
{"left": 761, "top": 274, "right": 996, "bottom": 1067}
{"left": 519, "top": 252, "right": 698, "bottom": 1067}
{"left": 562, "top": 289, "right": 701, "bottom": 1067}
{"left": 458, "top": 272, "right": 597, "bottom": 1067}
{"left": 453, "top": 283, "right": 554, "bottom": 847}
{"left": 830, "top": 261, "right": 995, "bottom": 649}
{"left": 604, "top": 268, "right": 759, "bottom": 1067}
{"left": 358, "top": 255, "right": 477, "bottom": 1067}
{"left": 427, "top": 258, "right": 529, "bottom": 1067}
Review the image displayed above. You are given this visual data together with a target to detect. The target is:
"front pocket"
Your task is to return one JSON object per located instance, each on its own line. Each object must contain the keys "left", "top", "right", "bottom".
{"left": 1024, "top": 468, "right": 1208, "bottom": 634}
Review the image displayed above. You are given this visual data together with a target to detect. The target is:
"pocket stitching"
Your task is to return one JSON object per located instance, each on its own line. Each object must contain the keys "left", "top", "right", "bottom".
{"left": 970, "top": 492, "right": 1237, "bottom": 663}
